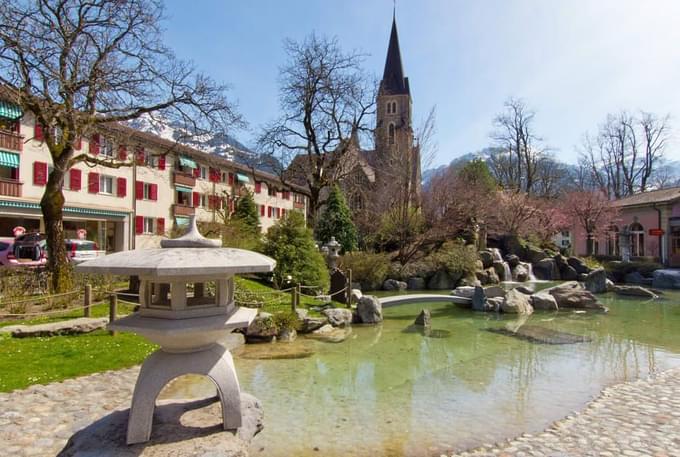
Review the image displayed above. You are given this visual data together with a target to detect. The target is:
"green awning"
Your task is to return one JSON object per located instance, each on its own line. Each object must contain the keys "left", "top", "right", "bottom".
{"left": 0, "top": 101, "right": 22, "bottom": 121}
{"left": 0, "top": 151, "right": 19, "bottom": 168}
{"left": 0, "top": 199, "right": 128, "bottom": 218}
{"left": 175, "top": 185, "right": 193, "bottom": 193}
{"left": 236, "top": 173, "right": 250, "bottom": 183}
{"left": 179, "top": 156, "right": 197, "bottom": 169}
{"left": 175, "top": 216, "right": 190, "bottom": 226}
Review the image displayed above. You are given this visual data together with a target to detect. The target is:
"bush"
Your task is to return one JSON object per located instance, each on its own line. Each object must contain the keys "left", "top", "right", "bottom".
{"left": 315, "top": 184, "right": 358, "bottom": 253}
{"left": 425, "top": 241, "right": 477, "bottom": 278}
{"left": 233, "top": 191, "right": 261, "bottom": 235}
{"left": 339, "top": 251, "right": 390, "bottom": 290}
{"left": 263, "top": 211, "right": 329, "bottom": 289}
{"left": 272, "top": 311, "right": 300, "bottom": 332}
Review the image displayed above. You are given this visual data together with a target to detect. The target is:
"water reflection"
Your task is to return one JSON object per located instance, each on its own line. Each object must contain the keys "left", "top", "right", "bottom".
{"left": 161, "top": 288, "right": 680, "bottom": 457}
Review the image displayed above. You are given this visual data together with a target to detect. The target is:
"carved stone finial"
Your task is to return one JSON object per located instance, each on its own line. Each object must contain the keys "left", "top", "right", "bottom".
{"left": 160, "top": 215, "right": 221, "bottom": 248}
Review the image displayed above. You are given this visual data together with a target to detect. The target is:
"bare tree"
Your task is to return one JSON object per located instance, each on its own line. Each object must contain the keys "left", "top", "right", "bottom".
{"left": 491, "top": 98, "right": 547, "bottom": 194}
{"left": 578, "top": 111, "right": 671, "bottom": 198}
{"left": 0, "top": 0, "right": 240, "bottom": 291}
{"left": 257, "top": 34, "right": 375, "bottom": 227}
{"left": 562, "top": 190, "right": 619, "bottom": 255}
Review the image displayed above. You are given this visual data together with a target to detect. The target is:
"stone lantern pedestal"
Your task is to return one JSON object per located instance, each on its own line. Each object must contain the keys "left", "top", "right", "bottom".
{"left": 76, "top": 217, "right": 275, "bottom": 444}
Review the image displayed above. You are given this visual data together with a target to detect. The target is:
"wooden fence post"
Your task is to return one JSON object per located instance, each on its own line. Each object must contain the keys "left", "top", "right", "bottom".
{"left": 291, "top": 284, "right": 297, "bottom": 312}
{"left": 346, "top": 269, "right": 353, "bottom": 308}
{"left": 83, "top": 284, "right": 92, "bottom": 317}
{"left": 109, "top": 293, "right": 118, "bottom": 336}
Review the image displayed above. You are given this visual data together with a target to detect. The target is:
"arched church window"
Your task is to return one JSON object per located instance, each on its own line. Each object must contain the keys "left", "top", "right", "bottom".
{"left": 388, "top": 123, "right": 395, "bottom": 145}
{"left": 386, "top": 102, "right": 392, "bottom": 114}
{"left": 630, "top": 221, "right": 645, "bottom": 257}
{"left": 391, "top": 101, "right": 397, "bottom": 114}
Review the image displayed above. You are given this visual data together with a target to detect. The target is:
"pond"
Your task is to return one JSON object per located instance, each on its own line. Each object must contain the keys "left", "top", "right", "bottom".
{"left": 161, "top": 285, "right": 680, "bottom": 457}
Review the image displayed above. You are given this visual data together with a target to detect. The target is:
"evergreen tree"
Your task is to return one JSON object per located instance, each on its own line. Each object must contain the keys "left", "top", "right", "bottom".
{"left": 315, "top": 185, "right": 358, "bottom": 253}
{"left": 233, "top": 191, "right": 260, "bottom": 234}
{"left": 264, "top": 211, "right": 329, "bottom": 289}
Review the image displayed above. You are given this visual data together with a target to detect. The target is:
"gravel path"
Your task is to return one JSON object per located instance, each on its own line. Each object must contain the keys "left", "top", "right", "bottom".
{"left": 1, "top": 366, "right": 680, "bottom": 456}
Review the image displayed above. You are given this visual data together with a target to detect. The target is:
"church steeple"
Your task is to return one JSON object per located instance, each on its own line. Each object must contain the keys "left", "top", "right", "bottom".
{"left": 380, "top": 16, "right": 410, "bottom": 96}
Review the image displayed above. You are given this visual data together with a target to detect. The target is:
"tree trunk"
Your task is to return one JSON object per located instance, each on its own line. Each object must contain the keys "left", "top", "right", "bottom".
{"left": 40, "top": 169, "right": 73, "bottom": 293}
{"left": 586, "top": 234, "right": 595, "bottom": 257}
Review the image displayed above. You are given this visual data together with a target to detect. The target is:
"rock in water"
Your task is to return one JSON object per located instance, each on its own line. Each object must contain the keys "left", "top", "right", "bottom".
{"left": 298, "top": 316, "right": 328, "bottom": 334}
{"left": 414, "top": 309, "right": 431, "bottom": 327}
{"left": 484, "top": 285, "right": 506, "bottom": 299}
{"left": 428, "top": 270, "right": 459, "bottom": 290}
{"left": 530, "top": 291, "right": 559, "bottom": 311}
{"left": 506, "top": 254, "right": 520, "bottom": 268}
{"left": 513, "top": 264, "right": 529, "bottom": 282}
{"left": 514, "top": 285, "right": 534, "bottom": 295}
{"left": 487, "top": 325, "right": 591, "bottom": 345}
{"left": 533, "top": 258, "right": 560, "bottom": 280}
{"left": 350, "top": 289, "right": 363, "bottom": 301}
{"left": 356, "top": 295, "right": 383, "bottom": 324}
{"left": 407, "top": 277, "right": 426, "bottom": 290}
{"left": 308, "top": 324, "right": 352, "bottom": 343}
{"left": 321, "top": 308, "right": 353, "bottom": 327}
{"left": 584, "top": 268, "right": 608, "bottom": 294}
{"left": 546, "top": 281, "right": 607, "bottom": 311}
{"left": 245, "top": 312, "right": 277, "bottom": 343}
{"left": 614, "top": 285, "right": 658, "bottom": 299}
{"left": 471, "top": 286, "right": 487, "bottom": 312}
{"left": 479, "top": 250, "right": 494, "bottom": 269}
{"left": 383, "top": 279, "right": 407, "bottom": 291}
{"left": 452, "top": 286, "right": 476, "bottom": 298}
{"left": 277, "top": 328, "right": 297, "bottom": 342}
{"left": 567, "top": 256, "right": 590, "bottom": 275}
{"left": 500, "top": 288, "right": 534, "bottom": 315}
{"left": 652, "top": 269, "right": 680, "bottom": 289}
{"left": 58, "top": 394, "right": 263, "bottom": 457}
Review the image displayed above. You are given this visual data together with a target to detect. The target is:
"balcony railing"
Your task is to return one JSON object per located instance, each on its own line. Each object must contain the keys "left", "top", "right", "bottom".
{"left": 0, "top": 131, "right": 23, "bottom": 152}
{"left": 0, "top": 178, "right": 22, "bottom": 197}
{"left": 173, "top": 171, "right": 196, "bottom": 187}
{"left": 173, "top": 204, "right": 195, "bottom": 217}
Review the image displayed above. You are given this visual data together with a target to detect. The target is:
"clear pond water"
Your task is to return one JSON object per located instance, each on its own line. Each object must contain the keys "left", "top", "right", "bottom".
{"left": 161, "top": 284, "right": 680, "bottom": 457}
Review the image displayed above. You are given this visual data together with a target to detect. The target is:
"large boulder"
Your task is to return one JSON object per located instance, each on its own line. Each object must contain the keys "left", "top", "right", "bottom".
{"left": 479, "top": 250, "right": 494, "bottom": 269}
{"left": 560, "top": 265, "right": 578, "bottom": 281}
{"left": 407, "top": 277, "right": 426, "bottom": 290}
{"left": 245, "top": 312, "right": 277, "bottom": 343}
{"left": 506, "top": 254, "right": 520, "bottom": 268}
{"left": 298, "top": 316, "right": 328, "bottom": 334}
{"left": 513, "top": 264, "right": 529, "bottom": 282}
{"left": 471, "top": 286, "right": 487, "bottom": 312}
{"left": 484, "top": 285, "right": 506, "bottom": 299}
{"left": 525, "top": 245, "right": 548, "bottom": 264}
{"left": 567, "top": 256, "right": 590, "bottom": 275}
{"left": 652, "top": 269, "right": 680, "bottom": 289}
{"left": 614, "top": 285, "right": 658, "bottom": 299}
{"left": 547, "top": 281, "right": 607, "bottom": 311}
{"left": 533, "top": 258, "right": 560, "bottom": 280}
{"left": 414, "top": 309, "right": 431, "bottom": 327}
{"left": 514, "top": 285, "right": 534, "bottom": 295}
{"left": 383, "top": 279, "right": 407, "bottom": 291}
{"left": 530, "top": 291, "right": 559, "bottom": 311}
{"left": 492, "top": 261, "right": 510, "bottom": 282}
{"left": 356, "top": 295, "right": 383, "bottom": 324}
{"left": 476, "top": 267, "right": 500, "bottom": 285}
{"left": 58, "top": 394, "right": 263, "bottom": 457}
{"left": 308, "top": 324, "right": 352, "bottom": 343}
{"left": 500, "top": 288, "right": 534, "bottom": 314}
{"left": 428, "top": 270, "right": 460, "bottom": 290}
{"left": 452, "top": 286, "right": 476, "bottom": 299}
{"left": 624, "top": 271, "right": 653, "bottom": 286}
{"left": 321, "top": 308, "right": 353, "bottom": 327}
{"left": 458, "top": 276, "right": 481, "bottom": 287}
{"left": 584, "top": 268, "right": 608, "bottom": 294}
{"left": 350, "top": 289, "right": 363, "bottom": 302}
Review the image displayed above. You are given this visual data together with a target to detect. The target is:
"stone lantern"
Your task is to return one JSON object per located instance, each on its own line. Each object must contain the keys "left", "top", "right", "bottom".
{"left": 324, "top": 237, "right": 341, "bottom": 270}
{"left": 75, "top": 216, "right": 274, "bottom": 444}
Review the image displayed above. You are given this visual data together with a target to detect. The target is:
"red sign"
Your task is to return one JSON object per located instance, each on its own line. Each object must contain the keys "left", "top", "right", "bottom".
{"left": 649, "top": 228, "right": 665, "bottom": 236}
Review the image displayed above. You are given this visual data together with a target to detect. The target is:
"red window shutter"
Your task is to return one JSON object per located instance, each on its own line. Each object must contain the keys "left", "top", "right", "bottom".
{"left": 69, "top": 168, "right": 81, "bottom": 191}
{"left": 260, "top": 205, "right": 265, "bottom": 217}
{"left": 135, "top": 216, "right": 144, "bottom": 235}
{"left": 208, "top": 167, "right": 217, "bottom": 182}
{"left": 255, "top": 181, "right": 262, "bottom": 193}
{"left": 228, "top": 172, "right": 234, "bottom": 185}
{"left": 150, "top": 183, "right": 158, "bottom": 201}
{"left": 282, "top": 208, "right": 286, "bottom": 218}
{"left": 34, "top": 120, "right": 44, "bottom": 141}
{"left": 117, "top": 177, "right": 127, "bottom": 198}
{"left": 89, "top": 134, "right": 100, "bottom": 155}
{"left": 74, "top": 136, "right": 82, "bottom": 150}
{"left": 135, "top": 180, "right": 143, "bottom": 200}
{"left": 135, "top": 147, "right": 145, "bottom": 165}
{"left": 13, "top": 120, "right": 20, "bottom": 134}
{"left": 156, "top": 218, "right": 165, "bottom": 235}
{"left": 267, "top": 206, "right": 272, "bottom": 218}
{"left": 33, "top": 161, "right": 47, "bottom": 186}
{"left": 158, "top": 155, "right": 166, "bottom": 170}
{"left": 88, "top": 172, "right": 99, "bottom": 193}
{"left": 118, "top": 145, "right": 127, "bottom": 161}
{"left": 192, "top": 192, "right": 200, "bottom": 207}
{"left": 193, "top": 167, "right": 200, "bottom": 178}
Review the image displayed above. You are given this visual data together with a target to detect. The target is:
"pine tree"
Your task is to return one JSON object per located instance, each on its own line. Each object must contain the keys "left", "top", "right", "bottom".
{"left": 233, "top": 191, "right": 260, "bottom": 234}
{"left": 264, "top": 211, "right": 329, "bottom": 289}
{"left": 315, "top": 185, "right": 358, "bottom": 253}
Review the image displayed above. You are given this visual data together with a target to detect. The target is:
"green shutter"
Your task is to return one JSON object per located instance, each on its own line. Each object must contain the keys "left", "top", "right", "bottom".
{"left": 236, "top": 173, "right": 250, "bottom": 183}
{"left": 179, "top": 156, "right": 197, "bottom": 169}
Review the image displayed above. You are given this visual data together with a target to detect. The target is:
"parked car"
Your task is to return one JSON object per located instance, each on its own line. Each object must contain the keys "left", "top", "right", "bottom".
{"left": 65, "top": 239, "right": 106, "bottom": 264}
{"left": 9, "top": 233, "right": 47, "bottom": 267}
{"left": 0, "top": 237, "right": 14, "bottom": 266}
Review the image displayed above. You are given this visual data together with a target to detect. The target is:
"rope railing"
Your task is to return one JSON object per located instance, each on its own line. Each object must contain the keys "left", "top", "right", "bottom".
{"left": 0, "top": 289, "right": 80, "bottom": 308}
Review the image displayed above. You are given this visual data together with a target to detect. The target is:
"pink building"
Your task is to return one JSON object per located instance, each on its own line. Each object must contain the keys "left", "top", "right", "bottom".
{"left": 572, "top": 187, "right": 680, "bottom": 267}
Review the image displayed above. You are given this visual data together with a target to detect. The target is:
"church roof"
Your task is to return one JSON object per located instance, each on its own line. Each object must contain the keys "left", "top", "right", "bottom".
{"left": 380, "top": 17, "right": 410, "bottom": 96}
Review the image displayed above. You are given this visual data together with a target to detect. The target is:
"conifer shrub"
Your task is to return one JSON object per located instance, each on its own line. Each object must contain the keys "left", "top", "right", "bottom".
{"left": 315, "top": 184, "right": 358, "bottom": 253}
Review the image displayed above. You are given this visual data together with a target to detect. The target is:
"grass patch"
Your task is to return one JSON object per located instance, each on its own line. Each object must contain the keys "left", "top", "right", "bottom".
{"left": 0, "top": 301, "right": 137, "bottom": 328}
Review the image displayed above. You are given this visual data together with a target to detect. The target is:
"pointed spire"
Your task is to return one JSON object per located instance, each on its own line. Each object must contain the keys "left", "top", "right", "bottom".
{"left": 381, "top": 14, "right": 409, "bottom": 95}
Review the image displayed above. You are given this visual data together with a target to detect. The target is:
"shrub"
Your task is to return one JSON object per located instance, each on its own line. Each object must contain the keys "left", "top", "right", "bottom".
{"left": 426, "top": 241, "right": 477, "bottom": 278}
{"left": 272, "top": 311, "right": 300, "bottom": 332}
{"left": 315, "top": 184, "right": 358, "bottom": 253}
{"left": 339, "top": 251, "right": 390, "bottom": 290}
{"left": 263, "top": 211, "right": 329, "bottom": 289}
{"left": 233, "top": 191, "right": 261, "bottom": 235}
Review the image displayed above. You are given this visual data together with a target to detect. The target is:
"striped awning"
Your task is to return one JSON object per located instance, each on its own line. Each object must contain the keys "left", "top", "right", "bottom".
{"left": 0, "top": 101, "right": 22, "bottom": 120}
{"left": 0, "top": 151, "right": 19, "bottom": 168}
{"left": 0, "top": 199, "right": 128, "bottom": 218}
{"left": 175, "top": 216, "right": 190, "bottom": 226}
{"left": 179, "top": 156, "right": 197, "bottom": 169}
{"left": 236, "top": 173, "right": 250, "bottom": 183}
{"left": 175, "top": 184, "right": 193, "bottom": 193}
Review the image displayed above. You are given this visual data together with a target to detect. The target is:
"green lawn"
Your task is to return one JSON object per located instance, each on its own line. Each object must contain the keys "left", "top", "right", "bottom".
{"left": 0, "top": 277, "right": 337, "bottom": 392}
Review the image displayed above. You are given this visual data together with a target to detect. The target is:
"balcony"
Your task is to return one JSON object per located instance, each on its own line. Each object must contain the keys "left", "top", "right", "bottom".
{"left": 0, "top": 178, "right": 22, "bottom": 197}
{"left": 173, "top": 171, "right": 195, "bottom": 187}
{"left": 0, "top": 131, "right": 23, "bottom": 152}
{"left": 173, "top": 204, "right": 195, "bottom": 217}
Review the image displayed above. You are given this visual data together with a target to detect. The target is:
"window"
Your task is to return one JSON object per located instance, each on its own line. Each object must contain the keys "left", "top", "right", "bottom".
{"left": 176, "top": 189, "right": 191, "bottom": 206}
{"left": 100, "top": 137, "right": 114, "bottom": 158}
{"left": 99, "top": 175, "right": 113, "bottom": 195}
{"left": 143, "top": 217, "right": 154, "bottom": 234}
{"left": 386, "top": 100, "right": 397, "bottom": 114}
{"left": 388, "top": 123, "right": 395, "bottom": 145}
{"left": 350, "top": 193, "right": 363, "bottom": 211}
{"left": 143, "top": 183, "right": 153, "bottom": 200}
{"left": 200, "top": 166, "right": 207, "bottom": 180}
{"left": 630, "top": 222, "right": 645, "bottom": 257}
{"left": 201, "top": 194, "right": 208, "bottom": 207}
{"left": 294, "top": 193, "right": 305, "bottom": 204}
{"left": 268, "top": 186, "right": 277, "bottom": 197}
{"left": 561, "top": 239, "right": 570, "bottom": 247}
{"left": 561, "top": 231, "right": 570, "bottom": 238}
{"left": 221, "top": 172, "right": 228, "bottom": 183}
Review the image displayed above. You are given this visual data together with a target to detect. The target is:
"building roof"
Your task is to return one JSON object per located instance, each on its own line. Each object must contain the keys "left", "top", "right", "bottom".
{"left": 612, "top": 186, "right": 680, "bottom": 208}
{"left": 380, "top": 17, "right": 410, "bottom": 96}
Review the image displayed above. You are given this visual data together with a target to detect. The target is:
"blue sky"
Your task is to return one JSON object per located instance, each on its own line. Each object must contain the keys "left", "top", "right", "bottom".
{"left": 163, "top": 0, "right": 680, "bottom": 167}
